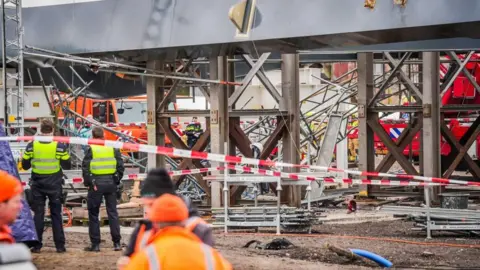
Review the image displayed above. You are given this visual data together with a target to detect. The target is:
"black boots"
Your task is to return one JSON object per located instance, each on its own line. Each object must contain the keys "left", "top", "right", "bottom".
{"left": 114, "top": 242, "right": 122, "bottom": 251}
{"left": 85, "top": 243, "right": 121, "bottom": 252}
{"left": 56, "top": 247, "right": 67, "bottom": 253}
{"left": 84, "top": 244, "right": 100, "bottom": 252}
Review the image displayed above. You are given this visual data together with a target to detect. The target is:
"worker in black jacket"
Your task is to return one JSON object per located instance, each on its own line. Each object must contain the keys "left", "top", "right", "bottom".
{"left": 116, "top": 168, "right": 213, "bottom": 270}
{"left": 21, "top": 119, "right": 70, "bottom": 253}
{"left": 82, "top": 127, "right": 124, "bottom": 252}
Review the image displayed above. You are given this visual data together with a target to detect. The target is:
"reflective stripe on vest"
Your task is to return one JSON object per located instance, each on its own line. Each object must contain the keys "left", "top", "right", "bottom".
{"left": 90, "top": 145, "right": 116, "bottom": 175}
{"left": 201, "top": 243, "right": 215, "bottom": 270}
{"left": 136, "top": 230, "right": 152, "bottom": 252}
{"left": 185, "top": 217, "right": 207, "bottom": 232}
{"left": 145, "top": 245, "right": 160, "bottom": 269}
{"left": 31, "top": 141, "right": 60, "bottom": 174}
{"left": 144, "top": 242, "right": 215, "bottom": 270}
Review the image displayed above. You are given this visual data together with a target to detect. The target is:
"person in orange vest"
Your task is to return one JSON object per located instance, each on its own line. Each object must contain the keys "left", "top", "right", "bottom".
{"left": 117, "top": 168, "right": 213, "bottom": 269}
{"left": 0, "top": 170, "right": 23, "bottom": 244}
{"left": 124, "top": 194, "right": 232, "bottom": 270}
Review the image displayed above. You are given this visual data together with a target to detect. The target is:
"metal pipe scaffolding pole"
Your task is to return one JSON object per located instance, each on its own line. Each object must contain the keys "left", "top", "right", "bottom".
{"left": 23, "top": 50, "right": 242, "bottom": 86}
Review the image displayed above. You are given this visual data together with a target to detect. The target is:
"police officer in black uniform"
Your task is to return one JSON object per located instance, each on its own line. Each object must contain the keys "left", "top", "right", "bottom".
{"left": 21, "top": 119, "right": 70, "bottom": 253}
{"left": 185, "top": 117, "right": 203, "bottom": 148}
{"left": 82, "top": 127, "right": 124, "bottom": 252}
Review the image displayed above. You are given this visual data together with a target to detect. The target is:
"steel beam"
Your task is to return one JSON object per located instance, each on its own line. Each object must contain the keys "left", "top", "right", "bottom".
{"left": 158, "top": 59, "right": 194, "bottom": 112}
{"left": 368, "top": 118, "right": 419, "bottom": 175}
{"left": 146, "top": 59, "right": 165, "bottom": 169}
{"left": 242, "top": 54, "right": 283, "bottom": 105}
{"left": 375, "top": 119, "right": 422, "bottom": 174}
{"left": 17, "top": 0, "right": 480, "bottom": 56}
{"left": 280, "top": 54, "right": 301, "bottom": 207}
{"left": 209, "top": 55, "right": 228, "bottom": 207}
{"left": 162, "top": 119, "right": 211, "bottom": 196}
{"left": 229, "top": 117, "right": 286, "bottom": 202}
{"left": 229, "top": 120, "right": 253, "bottom": 158}
{"left": 440, "top": 51, "right": 475, "bottom": 95}
{"left": 369, "top": 52, "right": 412, "bottom": 106}
{"left": 316, "top": 114, "right": 343, "bottom": 166}
{"left": 228, "top": 53, "right": 270, "bottom": 107}
{"left": 441, "top": 105, "right": 480, "bottom": 112}
{"left": 441, "top": 117, "right": 480, "bottom": 179}
{"left": 302, "top": 38, "right": 480, "bottom": 54}
{"left": 160, "top": 109, "right": 288, "bottom": 117}
{"left": 357, "top": 53, "right": 375, "bottom": 194}
{"left": 446, "top": 51, "right": 480, "bottom": 95}
{"left": 384, "top": 52, "right": 423, "bottom": 100}
{"left": 422, "top": 52, "right": 441, "bottom": 204}
{"left": 368, "top": 105, "right": 422, "bottom": 113}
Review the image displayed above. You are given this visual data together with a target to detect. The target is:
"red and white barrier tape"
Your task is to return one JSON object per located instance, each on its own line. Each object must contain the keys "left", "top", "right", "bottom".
{"left": 124, "top": 166, "right": 225, "bottom": 180}
{"left": 225, "top": 165, "right": 444, "bottom": 186}
{"left": 5, "top": 136, "right": 479, "bottom": 187}
{"left": 104, "top": 123, "right": 146, "bottom": 127}
{"left": 20, "top": 167, "right": 225, "bottom": 186}
{"left": 174, "top": 121, "right": 261, "bottom": 125}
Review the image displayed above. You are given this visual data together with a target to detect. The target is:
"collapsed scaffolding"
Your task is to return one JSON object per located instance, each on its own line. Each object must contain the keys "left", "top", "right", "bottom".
{"left": 5, "top": 23, "right": 480, "bottom": 232}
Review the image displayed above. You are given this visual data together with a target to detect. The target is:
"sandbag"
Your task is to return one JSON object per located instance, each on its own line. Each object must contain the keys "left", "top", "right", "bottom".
{"left": 0, "top": 125, "right": 39, "bottom": 246}
{"left": 0, "top": 244, "right": 37, "bottom": 270}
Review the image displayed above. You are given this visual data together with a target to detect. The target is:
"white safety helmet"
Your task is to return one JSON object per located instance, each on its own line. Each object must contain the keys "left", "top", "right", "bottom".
{"left": 250, "top": 142, "right": 263, "bottom": 154}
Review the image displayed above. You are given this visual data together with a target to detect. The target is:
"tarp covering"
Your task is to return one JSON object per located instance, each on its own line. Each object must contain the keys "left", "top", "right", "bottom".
{"left": 0, "top": 125, "right": 39, "bottom": 247}
{"left": 27, "top": 66, "right": 147, "bottom": 99}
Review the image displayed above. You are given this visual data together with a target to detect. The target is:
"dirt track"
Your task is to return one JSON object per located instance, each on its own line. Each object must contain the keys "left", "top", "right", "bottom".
{"left": 31, "top": 219, "right": 480, "bottom": 269}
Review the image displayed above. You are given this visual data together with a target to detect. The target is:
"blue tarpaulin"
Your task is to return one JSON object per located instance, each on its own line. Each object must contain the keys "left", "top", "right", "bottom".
{"left": 0, "top": 125, "right": 39, "bottom": 246}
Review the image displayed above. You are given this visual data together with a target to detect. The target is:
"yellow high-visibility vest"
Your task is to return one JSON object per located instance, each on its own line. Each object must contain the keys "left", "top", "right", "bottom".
{"left": 26, "top": 141, "right": 61, "bottom": 175}
{"left": 90, "top": 145, "right": 117, "bottom": 175}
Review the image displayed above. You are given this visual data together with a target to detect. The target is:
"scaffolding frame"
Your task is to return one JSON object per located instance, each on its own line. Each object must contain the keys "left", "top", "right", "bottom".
{"left": 1, "top": 0, "right": 24, "bottom": 135}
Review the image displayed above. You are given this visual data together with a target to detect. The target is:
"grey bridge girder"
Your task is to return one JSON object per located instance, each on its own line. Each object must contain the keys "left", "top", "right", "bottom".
{"left": 11, "top": 0, "right": 480, "bottom": 58}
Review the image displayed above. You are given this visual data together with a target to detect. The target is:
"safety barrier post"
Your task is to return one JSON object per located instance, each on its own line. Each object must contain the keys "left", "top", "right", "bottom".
{"left": 276, "top": 178, "right": 282, "bottom": 235}
{"left": 306, "top": 143, "right": 312, "bottom": 234}
{"left": 253, "top": 185, "right": 258, "bottom": 207}
{"left": 223, "top": 142, "right": 229, "bottom": 234}
{"left": 424, "top": 190, "right": 432, "bottom": 239}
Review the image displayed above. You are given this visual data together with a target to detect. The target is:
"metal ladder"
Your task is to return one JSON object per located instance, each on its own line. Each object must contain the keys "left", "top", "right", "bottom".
{"left": 1, "top": 0, "right": 25, "bottom": 135}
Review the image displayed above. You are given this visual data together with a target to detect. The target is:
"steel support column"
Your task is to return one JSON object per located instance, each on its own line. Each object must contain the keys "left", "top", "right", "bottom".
{"left": 357, "top": 53, "right": 375, "bottom": 195}
{"left": 281, "top": 54, "right": 301, "bottom": 207}
{"left": 209, "top": 56, "right": 229, "bottom": 207}
{"left": 422, "top": 52, "right": 441, "bottom": 203}
{"left": 146, "top": 59, "right": 165, "bottom": 169}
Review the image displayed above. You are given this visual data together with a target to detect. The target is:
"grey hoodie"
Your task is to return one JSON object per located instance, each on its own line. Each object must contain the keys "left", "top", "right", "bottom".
{"left": 123, "top": 195, "right": 214, "bottom": 257}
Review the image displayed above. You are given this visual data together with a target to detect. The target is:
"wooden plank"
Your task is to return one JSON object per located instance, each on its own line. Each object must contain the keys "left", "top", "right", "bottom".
{"left": 72, "top": 205, "right": 144, "bottom": 220}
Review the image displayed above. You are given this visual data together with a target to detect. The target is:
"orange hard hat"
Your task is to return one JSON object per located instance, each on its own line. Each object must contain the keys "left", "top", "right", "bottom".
{"left": 0, "top": 170, "right": 22, "bottom": 202}
{"left": 148, "top": 194, "right": 188, "bottom": 223}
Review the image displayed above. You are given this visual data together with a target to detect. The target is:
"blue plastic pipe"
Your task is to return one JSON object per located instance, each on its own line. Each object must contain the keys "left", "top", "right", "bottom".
{"left": 350, "top": 249, "right": 393, "bottom": 268}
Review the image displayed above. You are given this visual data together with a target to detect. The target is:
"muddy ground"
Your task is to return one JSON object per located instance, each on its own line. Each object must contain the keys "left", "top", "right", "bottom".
{"left": 31, "top": 219, "right": 480, "bottom": 269}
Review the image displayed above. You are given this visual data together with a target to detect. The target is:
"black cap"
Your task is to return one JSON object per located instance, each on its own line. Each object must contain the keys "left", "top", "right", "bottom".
{"left": 140, "top": 168, "right": 175, "bottom": 198}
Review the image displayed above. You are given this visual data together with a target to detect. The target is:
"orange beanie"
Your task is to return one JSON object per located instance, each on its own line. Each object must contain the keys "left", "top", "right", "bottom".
{"left": 148, "top": 194, "right": 188, "bottom": 223}
{"left": 0, "top": 170, "right": 22, "bottom": 202}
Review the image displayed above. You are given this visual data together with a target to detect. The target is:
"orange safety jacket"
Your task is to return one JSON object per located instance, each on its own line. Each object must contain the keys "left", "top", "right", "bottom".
{"left": 0, "top": 225, "right": 15, "bottom": 244}
{"left": 135, "top": 217, "right": 208, "bottom": 252}
{"left": 125, "top": 227, "right": 232, "bottom": 270}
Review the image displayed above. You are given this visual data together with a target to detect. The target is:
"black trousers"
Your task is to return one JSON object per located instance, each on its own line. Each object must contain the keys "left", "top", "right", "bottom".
{"left": 31, "top": 187, "right": 65, "bottom": 249}
{"left": 87, "top": 188, "right": 121, "bottom": 245}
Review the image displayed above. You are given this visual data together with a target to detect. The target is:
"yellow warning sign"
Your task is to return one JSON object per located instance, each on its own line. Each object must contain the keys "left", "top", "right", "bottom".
{"left": 147, "top": 111, "right": 154, "bottom": 125}
{"left": 33, "top": 102, "right": 40, "bottom": 108}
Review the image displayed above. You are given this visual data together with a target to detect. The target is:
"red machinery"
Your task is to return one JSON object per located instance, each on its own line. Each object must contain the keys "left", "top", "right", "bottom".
{"left": 350, "top": 53, "right": 480, "bottom": 171}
